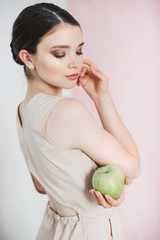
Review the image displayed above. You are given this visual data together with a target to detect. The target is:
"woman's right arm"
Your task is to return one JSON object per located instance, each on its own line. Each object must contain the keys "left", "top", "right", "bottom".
{"left": 30, "top": 173, "right": 46, "bottom": 194}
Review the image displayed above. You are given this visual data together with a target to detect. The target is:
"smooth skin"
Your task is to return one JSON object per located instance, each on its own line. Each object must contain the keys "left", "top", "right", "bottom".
{"left": 18, "top": 24, "right": 140, "bottom": 209}
{"left": 76, "top": 59, "right": 136, "bottom": 207}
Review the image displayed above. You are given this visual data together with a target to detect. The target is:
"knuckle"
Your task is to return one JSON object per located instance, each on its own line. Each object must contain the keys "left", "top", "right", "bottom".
{"left": 99, "top": 199, "right": 105, "bottom": 205}
{"left": 113, "top": 202, "right": 119, "bottom": 207}
{"left": 98, "top": 195, "right": 102, "bottom": 201}
{"left": 107, "top": 199, "right": 113, "bottom": 204}
{"left": 108, "top": 200, "right": 116, "bottom": 207}
{"left": 95, "top": 200, "right": 99, "bottom": 205}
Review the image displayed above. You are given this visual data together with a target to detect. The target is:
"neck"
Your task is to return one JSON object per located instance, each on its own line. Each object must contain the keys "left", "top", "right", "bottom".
{"left": 25, "top": 79, "right": 63, "bottom": 99}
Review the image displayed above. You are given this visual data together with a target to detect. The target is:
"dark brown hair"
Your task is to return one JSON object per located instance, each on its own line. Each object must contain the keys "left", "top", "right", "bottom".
{"left": 10, "top": 2, "right": 81, "bottom": 78}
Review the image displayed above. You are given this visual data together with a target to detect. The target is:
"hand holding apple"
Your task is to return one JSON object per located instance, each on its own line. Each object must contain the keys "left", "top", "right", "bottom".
{"left": 92, "top": 165, "right": 125, "bottom": 200}
{"left": 89, "top": 174, "right": 131, "bottom": 208}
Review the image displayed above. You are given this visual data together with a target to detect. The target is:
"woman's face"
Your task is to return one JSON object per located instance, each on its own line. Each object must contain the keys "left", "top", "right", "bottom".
{"left": 31, "top": 24, "right": 84, "bottom": 90}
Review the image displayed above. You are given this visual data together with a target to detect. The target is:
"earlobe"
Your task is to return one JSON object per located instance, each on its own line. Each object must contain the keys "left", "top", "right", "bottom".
{"left": 19, "top": 49, "right": 35, "bottom": 69}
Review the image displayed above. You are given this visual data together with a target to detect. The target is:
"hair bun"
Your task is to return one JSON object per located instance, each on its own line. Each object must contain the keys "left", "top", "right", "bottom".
{"left": 10, "top": 41, "right": 24, "bottom": 65}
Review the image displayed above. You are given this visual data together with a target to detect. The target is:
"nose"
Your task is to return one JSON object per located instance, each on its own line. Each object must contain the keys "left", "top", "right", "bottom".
{"left": 68, "top": 54, "right": 80, "bottom": 69}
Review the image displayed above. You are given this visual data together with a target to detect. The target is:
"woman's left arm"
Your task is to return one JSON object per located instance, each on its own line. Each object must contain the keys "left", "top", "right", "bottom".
{"left": 78, "top": 59, "right": 140, "bottom": 163}
{"left": 78, "top": 59, "right": 140, "bottom": 207}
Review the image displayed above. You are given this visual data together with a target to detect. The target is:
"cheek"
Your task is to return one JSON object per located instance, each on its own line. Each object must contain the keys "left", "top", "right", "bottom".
{"left": 37, "top": 57, "right": 64, "bottom": 76}
{"left": 79, "top": 57, "right": 84, "bottom": 69}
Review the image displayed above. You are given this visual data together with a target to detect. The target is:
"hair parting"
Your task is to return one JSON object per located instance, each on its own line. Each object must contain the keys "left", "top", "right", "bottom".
{"left": 10, "top": 2, "right": 81, "bottom": 79}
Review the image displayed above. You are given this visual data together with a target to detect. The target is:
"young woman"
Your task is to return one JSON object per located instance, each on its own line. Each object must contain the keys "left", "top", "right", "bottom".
{"left": 11, "top": 2, "right": 141, "bottom": 240}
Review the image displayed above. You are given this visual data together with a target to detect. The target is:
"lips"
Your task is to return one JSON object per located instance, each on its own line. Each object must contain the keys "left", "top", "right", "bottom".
{"left": 66, "top": 73, "right": 79, "bottom": 80}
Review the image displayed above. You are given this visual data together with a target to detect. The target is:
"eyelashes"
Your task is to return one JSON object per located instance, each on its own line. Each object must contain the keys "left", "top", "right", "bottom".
{"left": 53, "top": 51, "right": 83, "bottom": 58}
{"left": 77, "top": 52, "right": 83, "bottom": 55}
{"left": 54, "top": 54, "right": 65, "bottom": 58}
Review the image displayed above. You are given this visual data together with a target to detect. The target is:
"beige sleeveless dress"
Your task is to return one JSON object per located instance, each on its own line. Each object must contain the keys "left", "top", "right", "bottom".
{"left": 16, "top": 93, "right": 125, "bottom": 240}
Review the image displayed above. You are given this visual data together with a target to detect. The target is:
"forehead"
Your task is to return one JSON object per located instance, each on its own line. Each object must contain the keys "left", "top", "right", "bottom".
{"left": 39, "top": 25, "right": 83, "bottom": 48}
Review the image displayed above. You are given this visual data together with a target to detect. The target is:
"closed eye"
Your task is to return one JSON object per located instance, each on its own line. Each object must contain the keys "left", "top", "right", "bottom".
{"left": 54, "top": 51, "right": 83, "bottom": 58}
{"left": 54, "top": 54, "right": 66, "bottom": 58}
{"left": 76, "top": 51, "right": 83, "bottom": 55}
{"left": 76, "top": 47, "right": 83, "bottom": 56}
{"left": 52, "top": 49, "right": 83, "bottom": 58}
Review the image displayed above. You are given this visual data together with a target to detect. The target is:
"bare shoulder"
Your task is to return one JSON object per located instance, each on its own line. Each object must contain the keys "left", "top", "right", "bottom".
{"left": 53, "top": 97, "right": 91, "bottom": 118}
{"left": 45, "top": 96, "right": 139, "bottom": 178}
{"left": 44, "top": 97, "right": 95, "bottom": 149}
{"left": 48, "top": 97, "right": 96, "bottom": 127}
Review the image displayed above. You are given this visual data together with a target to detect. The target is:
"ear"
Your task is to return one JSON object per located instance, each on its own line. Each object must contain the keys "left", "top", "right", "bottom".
{"left": 19, "top": 50, "right": 35, "bottom": 69}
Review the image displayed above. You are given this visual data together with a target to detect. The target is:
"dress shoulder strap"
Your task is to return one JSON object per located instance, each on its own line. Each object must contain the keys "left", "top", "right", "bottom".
{"left": 22, "top": 93, "right": 68, "bottom": 141}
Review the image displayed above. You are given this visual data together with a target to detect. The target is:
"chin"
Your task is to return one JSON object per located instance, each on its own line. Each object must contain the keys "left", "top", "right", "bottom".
{"left": 64, "top": 81, "right": 77, "bottom": 89}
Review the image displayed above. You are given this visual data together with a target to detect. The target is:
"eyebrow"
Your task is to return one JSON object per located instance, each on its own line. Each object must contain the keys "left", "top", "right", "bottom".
{"left": 50, "top": 42, "right": 84, "bottom": 49}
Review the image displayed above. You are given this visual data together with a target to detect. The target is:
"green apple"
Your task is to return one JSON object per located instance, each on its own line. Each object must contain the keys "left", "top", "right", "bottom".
{"left": 92, "top": 165, "right": 125, "bottom": 200}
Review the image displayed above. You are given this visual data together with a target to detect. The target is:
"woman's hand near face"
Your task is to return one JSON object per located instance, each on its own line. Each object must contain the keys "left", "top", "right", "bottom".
{"left": 89, "top": 177, "right": 132, "bottom": 208}
{"left": 77, "top": 59, "right": 109, "bottom": 101}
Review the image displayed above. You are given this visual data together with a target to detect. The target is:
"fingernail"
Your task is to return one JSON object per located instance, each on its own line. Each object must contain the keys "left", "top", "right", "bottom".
{"left": 89, "top": 190, "right": 94, "bottom": 195}
{"left": 95, "top": 191, "right": 100, "bottom": 198}
{"left": 91, "top": 66, "right": 96, "bottom": 72}
{"left": 105, "top": 195, "right": 110, "bottom": 200}
{"left": 126, "top": 179, "right": 131, "bottom": 184}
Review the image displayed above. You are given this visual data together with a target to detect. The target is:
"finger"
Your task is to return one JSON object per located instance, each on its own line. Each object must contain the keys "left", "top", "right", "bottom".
{"left": 83, "top": 59, "right": 99, "bottom": 70}
{"left": 125, "top": 177, "right": 132, "bottom": 185}
{"left": 77, "top": 67, "right": 88, "bottom": 86}
{"left": 83, "top": 59, "right": 108, "bottom": 84}
{"left": 77, "top": 76, "right": 81, "bottom": 86}
{"left": 90, "top": 66, "right": 107, "bottom": 82}
{"left": 77, "top": 77, "right": 89, "bottom": 87}
{"left": 79, "top": 67, "right": 91, "bottom": 86}
{"left": 83, "top": 59, "right": 107, "bottom": 81}
{"left": 95, "top": 191, "right": 112, "bottom": 208}
{"left": 89, "top": 189, "right": 101, "bottom": 205}
{"left": 105, "top": 188, "right": 126, "bottom": 207}
{"left": 80, "top": 66, "right": 90, "bottom": 77}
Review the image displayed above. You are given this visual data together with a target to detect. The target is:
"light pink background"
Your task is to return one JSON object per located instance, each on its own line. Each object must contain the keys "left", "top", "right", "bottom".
{"left": 68, "top": 0, "right": 160, "bottom": 239}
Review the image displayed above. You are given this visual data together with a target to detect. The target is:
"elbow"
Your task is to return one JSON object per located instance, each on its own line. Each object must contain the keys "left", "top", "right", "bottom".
{"left": 132, "top": 165, "right": 141, "bottom": 178}
{"left": 127, "top": 156, "right": 141, "bottom": 179}
{"left": 134, "top": 155, "right": 141, "bottom": 178}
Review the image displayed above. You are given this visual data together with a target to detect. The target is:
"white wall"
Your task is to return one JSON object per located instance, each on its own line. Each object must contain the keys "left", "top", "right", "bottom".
{"left": 0, "top": 1, "right": 67, "bottom": 239}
